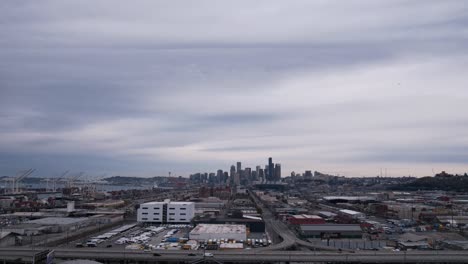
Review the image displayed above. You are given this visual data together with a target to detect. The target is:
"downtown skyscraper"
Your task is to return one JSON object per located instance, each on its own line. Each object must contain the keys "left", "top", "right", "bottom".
{"left": 268, "top": 157, "right": 274, "bottom": 181}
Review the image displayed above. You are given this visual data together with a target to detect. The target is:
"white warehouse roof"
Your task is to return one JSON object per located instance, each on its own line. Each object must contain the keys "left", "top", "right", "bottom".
{"left": 190, "top": 224, "right": 246, "bottom": 235}
{"left": 339, "top": 209, "right": 363, "bottom": 215}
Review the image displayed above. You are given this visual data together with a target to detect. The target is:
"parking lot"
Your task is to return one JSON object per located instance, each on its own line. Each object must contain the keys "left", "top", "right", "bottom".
{"left": 64, "top": 222, "right": 272, "bottom": 252}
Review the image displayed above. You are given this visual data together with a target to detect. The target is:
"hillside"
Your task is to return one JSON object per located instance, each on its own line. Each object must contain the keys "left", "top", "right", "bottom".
{"left": 393, "top": 172, "right": 468, "bottom": 192}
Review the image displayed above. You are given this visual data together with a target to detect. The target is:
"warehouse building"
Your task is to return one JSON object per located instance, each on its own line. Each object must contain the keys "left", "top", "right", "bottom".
{"left": 317, "top": 211, "right": 337, "bottom": 219}
{"left": 338, "top": 209, "right": 365, "bottom": 219}
{"left": 0, "top": 232, "right": 16, "bottom": 247}
{"left": 137, "top": 199, "right": 194, "bottom": 223}
{"left": 289, "top": 214, "right": 325, "bottom": 225}
{"left": 299, "top": 224, "right": 362, "bottom": 239}
{"left": 323, "top": 196, "right": 376, "bottom": 204}
{"left": 193, "top": 215, "right": 265, "bottom": 232}
{"left": 189, "top": 224, "right": 247, "bottom": 241}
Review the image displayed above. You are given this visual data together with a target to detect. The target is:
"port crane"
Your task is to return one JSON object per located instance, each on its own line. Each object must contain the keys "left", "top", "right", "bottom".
{"left": 13, "top": 168, "right": 35, "bottom": 193}
{"left": 67, "top": 171, "right": 84, "bottom": 188}
{"left": 52, "top": 170, "right": 69, "bottom": 192}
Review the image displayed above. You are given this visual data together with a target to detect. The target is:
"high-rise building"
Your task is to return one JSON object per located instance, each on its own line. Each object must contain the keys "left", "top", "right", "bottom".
{"left": 251, "top": 171, "right": 257, "bottom": 181}
{"left": 274, "top": 164, "right": 281, "bottom": 181}
{"left": 234, "top": 172, "right": 240, "bottom": 185}
{"left": 230, "top": 165, "right": 236, "bottom": 184}
{"left": 245, "top": 167, "right": 252, "bottom": 183}
{"left": 208, "top": 173, "right": 216, "bottom": 183}
{"left": 305, "top": 170, "right": 313, "bottom": 179}
{"left": 223, "top": 172, "right": 229, "bottom": 183}
{"left": 217, "top": 169, "right": 223, "bottom": 183}
{"left": 236, "top": 162, "right": 242, "bottom": 173}
{"left": 268, "top": 157, "right": 274, "bottom": 182}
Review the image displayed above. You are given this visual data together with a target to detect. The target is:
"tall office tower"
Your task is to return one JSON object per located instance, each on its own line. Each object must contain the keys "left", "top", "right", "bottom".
{"left": 265, "top": 165, "right": 269, "bottom": 181}
{"left": 208, "top": 173, "right": 216, "bottom": 183}
{"left": 245, "top": 167, "right": 252, "bottom": 183}
{"left": 256, "top": 165, "right": 261, "bottom": 177}
{"left": 304, "top": 170, "right": 313, "bottom": 180}
{"left": 274, "top": 164, "right": 281, "bottom": 181}
{"left": 223, "top": 172, "right": 229, "bottom": 183}
{"left": 234, "top": 172, "right": 240, "bottom": 185}
{"left": 258, "top": 169, "right": 264, "bottom": 182}
{"left": 217, "top": 170, "right": 223, "bottom": 183}
{"left": 268, "top": 157, "right": 274, "bottom": 181}
{"left": 251, "top": 171, "right": 257, "bottom": 181}
{"left": 236, "top": 162, "right": 242, "bottom": 173}
{"left": 230, "top": 165, "right": 236, "bottom": 184}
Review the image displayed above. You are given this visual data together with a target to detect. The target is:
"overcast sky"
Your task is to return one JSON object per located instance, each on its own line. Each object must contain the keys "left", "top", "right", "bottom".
{"left": 1, "top": 0, "right": 468, "bottom": 178}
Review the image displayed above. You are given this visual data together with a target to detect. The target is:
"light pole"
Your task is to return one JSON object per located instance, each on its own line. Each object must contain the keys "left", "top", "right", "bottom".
{"left": 203, "top": 244, "right": 206, "bottom": 261}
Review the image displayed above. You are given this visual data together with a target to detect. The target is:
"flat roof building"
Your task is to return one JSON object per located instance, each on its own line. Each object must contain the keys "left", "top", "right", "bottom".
{"left": 299, "top": 224, "right": 362, "bottom": 239}
{"left": 137, "top": 199, "right": 194, "bottom": 223}
{"left": 189, "top": 224, "right": 247, "bottom": 241}
{"left": 289, "top": 214, "right": 325, "bottom": 225}
{"left": 338, "top": 209, "right": 365, "bottom": 219}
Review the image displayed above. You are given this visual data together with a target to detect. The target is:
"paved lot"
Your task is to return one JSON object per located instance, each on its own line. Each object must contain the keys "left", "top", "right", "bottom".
{"left": 60, "top": 222, "right": 270, "bottom": 252}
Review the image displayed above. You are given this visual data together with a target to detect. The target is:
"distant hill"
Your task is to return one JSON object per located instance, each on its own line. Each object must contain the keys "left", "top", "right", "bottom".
{"left": 392, "top": 171, "right": 468, "bottom": 192}
{"left": 103, "top": 176, "right": 169, "bottom": 185}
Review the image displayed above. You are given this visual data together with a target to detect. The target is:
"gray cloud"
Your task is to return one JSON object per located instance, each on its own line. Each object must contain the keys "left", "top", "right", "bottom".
{"left": 1, "top": 0, "right": 468, "bottom": 177}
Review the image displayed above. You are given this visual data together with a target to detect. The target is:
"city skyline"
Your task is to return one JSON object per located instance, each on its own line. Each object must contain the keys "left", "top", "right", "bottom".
{"left": 1, "top": 1, "right": 468, "bottom": 177}
{"left": 190, "top": 157, "right": 281, "bottom": 185}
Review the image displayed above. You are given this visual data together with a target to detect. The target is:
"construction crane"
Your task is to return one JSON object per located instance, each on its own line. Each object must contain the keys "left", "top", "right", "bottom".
{"left": 14, "top": 168, "right": 35, "bottom": 193}
{"left": 52, "top": 170, "right": 69, "bottom": 192}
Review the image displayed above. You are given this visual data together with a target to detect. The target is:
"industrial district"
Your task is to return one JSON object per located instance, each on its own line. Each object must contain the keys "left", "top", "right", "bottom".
{"left": 1, "top": 158, "right": 468, "bottom": 263}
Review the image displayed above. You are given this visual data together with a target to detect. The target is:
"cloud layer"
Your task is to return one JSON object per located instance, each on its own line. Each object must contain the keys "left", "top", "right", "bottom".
{"left": 1, "top": 0, "right": 468, "bottom": 177}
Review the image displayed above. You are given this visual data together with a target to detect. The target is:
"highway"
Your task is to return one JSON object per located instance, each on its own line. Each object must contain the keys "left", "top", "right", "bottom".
{"left": 2, "top": 247, "right": 468, "bottom": 263}
{"left": 249, "top": 190, "right": 339, "bottom": 252}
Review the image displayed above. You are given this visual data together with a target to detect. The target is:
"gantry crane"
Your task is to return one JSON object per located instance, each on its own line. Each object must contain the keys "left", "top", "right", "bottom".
{"left": 52, "top": 170, "right": 69, "bottom": 192}
{"left": 67, "top": 171, "right": 84, "bottom": 188}
{"left": 14, "top": 168, "right": 35, "bottom": 193}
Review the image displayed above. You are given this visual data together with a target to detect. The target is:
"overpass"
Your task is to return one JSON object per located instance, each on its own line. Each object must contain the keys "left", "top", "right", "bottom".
{"left": 249, "top": 190, "right": 340, "bottom": 252}
{"left": 1, "top": 247, "right": 468, "bottom": 263}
